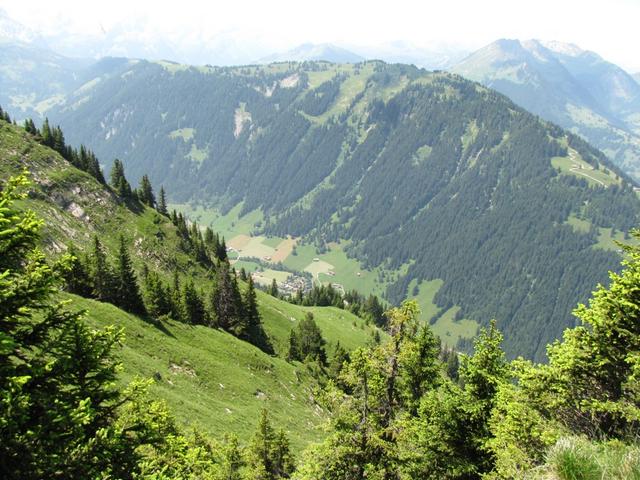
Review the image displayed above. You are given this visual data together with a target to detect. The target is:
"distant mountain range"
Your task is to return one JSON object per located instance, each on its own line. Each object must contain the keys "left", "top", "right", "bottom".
{"left": 260, "top": 41, "right": 468, "bottom": 70}
{"left": 0, "top": 39, "right": 91, "bottom": 118}
{"left": 451, "top": 39, "right": 640, "bottom": 179}
{"left": 634, "top": 72, "right": 640, "bottom": 84}
{"left": 258, "top": 43, "right": 364, "bottom": 64}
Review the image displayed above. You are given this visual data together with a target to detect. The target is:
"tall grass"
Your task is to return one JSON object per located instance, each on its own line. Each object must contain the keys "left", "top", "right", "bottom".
{"left": 543, "top": 436, "right": 640, "bottom": 480}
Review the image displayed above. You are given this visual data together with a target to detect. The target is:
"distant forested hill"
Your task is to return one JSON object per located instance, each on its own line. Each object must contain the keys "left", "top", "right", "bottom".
{"left": 39, "top": 59, "right": 640, "bottom": 360}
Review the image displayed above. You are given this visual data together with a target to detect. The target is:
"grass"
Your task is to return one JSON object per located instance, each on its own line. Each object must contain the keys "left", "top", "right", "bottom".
{"left": 240, "top": 236, "right": 278, "bottom": 259}
{"left": 187, "top": 144, "right": 208, "bottom": 165}
{"left": 169, "top": 202, "right": 264, "bottom": 239}
{"left": 262, "top": 236, "right": 284, "bottom": 248}
{"left": 406, "top": 278, "right": 443, "bottom": 322}
{"left": 430, "top": 307, "right": 479, "bottom": 348}
{"left": 412, "top": 145, "right": 433, "bottom": 166}
{"left": 252, "top": 269, "right": 291, "bottom": 287}
{"left": 552, "top": 148, "right": 620, "bottom": 187}
{"left": 154, "top": 60, "right": 191, "bottom": 74}
{"left": 539, "top": 436, "right": 640, "bottom": 480}
{"left": 566, "top": 214, "right": 591, "bottom": 233}
{"left": 256, "top": 289, "right": 383, "bottom": 357}
{"left": 565, "top": 214, "right": 632, "bottom": 252}
{"left": 283, "top": 241, "right": 391, "bottom": 297}
{"left": 1, "top": 118, "right": 386, "bottom": 453}
{"left": 73, "top": 293, "right": 374, "bottom": 452}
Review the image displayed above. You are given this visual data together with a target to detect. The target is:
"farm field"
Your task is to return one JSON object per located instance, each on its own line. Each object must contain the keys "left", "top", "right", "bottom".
{"left": 170, "top": 202, "right": 480, "bottom": 348}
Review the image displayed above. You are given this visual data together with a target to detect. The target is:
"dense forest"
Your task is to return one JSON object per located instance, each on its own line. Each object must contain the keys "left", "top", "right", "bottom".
{"left": 46, "top": 61, "right": 640, "bottom": 359}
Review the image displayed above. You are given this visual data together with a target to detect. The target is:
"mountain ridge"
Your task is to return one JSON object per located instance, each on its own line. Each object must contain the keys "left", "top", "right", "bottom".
{"left": 257, "top": 43, "right": 364, "bottom": 64}
{"left": 451, "top": 38, "right": 640, "bottom": 178}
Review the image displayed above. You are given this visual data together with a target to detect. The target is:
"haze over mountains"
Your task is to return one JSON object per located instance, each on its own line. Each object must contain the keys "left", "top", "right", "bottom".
{"left": 452, "top": 38, "right": 640, "bottom": 179}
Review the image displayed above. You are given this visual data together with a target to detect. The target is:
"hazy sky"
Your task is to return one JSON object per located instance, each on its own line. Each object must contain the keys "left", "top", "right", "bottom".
{"left": 3, "top": 0, "right": 640, "bottom": 71}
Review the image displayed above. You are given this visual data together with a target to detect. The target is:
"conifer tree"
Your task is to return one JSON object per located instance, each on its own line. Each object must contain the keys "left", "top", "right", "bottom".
{"left": 139, "top": 174, "right": 155, "bottom": 207}
{"left": 328, "top": 341, "right": 350, "bottom": 380}
{"left": 211, "top": 261, "right": 243, "bottom": 333}
{"left": 169, "top": 271, "right": 185, "bottom": 321}
{"left": 242, "top": 276, "right": 273, "bottom": 353}
{"left": 114, "top": 235, "right": 146, "bottom": 315}
{"left": 0, "top": 173, "right": 176, "bottom": 478}
{"left": 110, "top": 159, "right": 132, "bottom": 198}
{"left": 62, "top": 243, "right": 92, "bottom": 297}
{"left": 217, "top": 434, "right": 245, "bottom": 480}
{"left": 157, "top": 186, "right": 168, "bottom": 215}
{"left": 40, "top": 117, "right": 53, "bottom": 147}
{"left": 183, "top": 280, "right": 206, "bottom": 324}
{"left": 269, "top": 278, "right": 279, "bottom": 298}
{"left": 86, "top": 150, "right": 105, "bottom": 184}
{"left": 144, "top": 271, "right": 171, "bottom": 318}
{"left": 287, "top": 312, "right": 326, "bottom": 364}
{"left": 89, "top": 235, "right": 115, "bottom": 302}
{"left": 248, "top": 410, "right": 294, "bottom": 479}
{"left": 52, "top": 125, "right": 65, "bottom": 154}
{"left": 23, "top": 118, "right": 37, "bottom": 135}
{"left": 217, "top": 237, "right": 228, "bottom": 261}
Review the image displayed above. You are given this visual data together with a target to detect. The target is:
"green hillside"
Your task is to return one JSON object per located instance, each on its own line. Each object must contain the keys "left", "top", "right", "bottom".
{"left": 72, "top": 293, "right": 369, "bottom": 451}
{"left": 0, "top": 118, "right": 381, "bottom": 450}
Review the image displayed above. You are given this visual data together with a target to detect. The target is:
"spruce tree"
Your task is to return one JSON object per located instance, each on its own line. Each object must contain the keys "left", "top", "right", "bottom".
{"left": 211, "top": 260, "right": 243, "bottom": 333}
{"left": 40, "top": 117, "right": 53, "bottom": 147}
{"left": 157, "top": 186, "right": 168, "bottom": 215}
{"left": 242, "top": 276, "right": 273, "bottom": 353}
{"left": 169, "top": 271, "right": 185, "bottom": 321}
{"left": 328, "top": 341, "right": 350, "bottom": 380}
{"left": 144, "top": 271, "right": 171, "bottom": 318}
{"left": 23, "top": 118, "right": 37, "bottom": 135}
{"left": 139, "top": 174, "right": 155, "bottom": 207}
{"left": 183, "top": 280, "right": 206, "bottom": 324}
{"left": 110, "top": 159, "right": 132, "bottom": 199}
{"left": 114, "top": 235, "right": 146, "bottom": 315}
{"left": 0, "top": 173, "right": 175, "bottom": 478}
{"left": 62, "top": 243, "right": 92, "bottom": 297}
{"left": 89, "top": 235, "right": 115, "bottom": 302}
{"left": 287, "top": 312, "right": 326, "bottom": 365}
{"left": 269, "top": 278, "right": 279, "bottom": 297}
{"left": 216, "top": 237, "right": 228, "bottom": 261}
{"left": 248, "top": 410, "right": 294, "bottom": 479}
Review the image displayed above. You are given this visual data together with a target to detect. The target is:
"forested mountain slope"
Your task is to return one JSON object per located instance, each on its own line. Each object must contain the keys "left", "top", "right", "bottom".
{"left": 41, "top": 60, "right": 640, "bottom": 360}
{"left": 0, "top": 118, "right": 381, "bottom": 448}
{"left": 452, "top": 39, "right": 640, "bottom": 179}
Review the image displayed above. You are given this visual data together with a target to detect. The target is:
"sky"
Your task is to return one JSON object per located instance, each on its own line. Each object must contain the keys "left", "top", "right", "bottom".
{"left": 2, "top": 0, "right": 640, "bottom": 72}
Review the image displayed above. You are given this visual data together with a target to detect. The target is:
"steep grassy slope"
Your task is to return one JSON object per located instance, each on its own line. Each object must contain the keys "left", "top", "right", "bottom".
{"left": 40, "top": 59, "right": 640, "bottom": 360}
{"left": 0, "top": 119, "right": 381, "bottom": 449}
{"left": 72, "top": 294, "right": 361, "bottom": 451}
